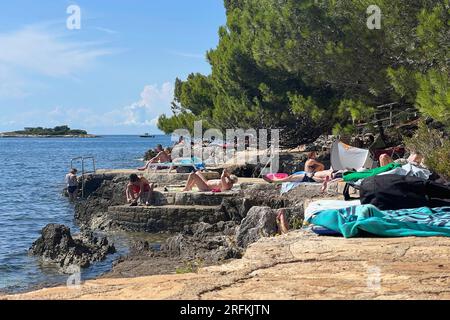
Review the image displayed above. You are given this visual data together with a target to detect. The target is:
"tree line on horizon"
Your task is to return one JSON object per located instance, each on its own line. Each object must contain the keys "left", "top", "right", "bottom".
{"left": 5, "top": 125, "right": 88, "bottom": 136}
{"left": 157, "top": 0, "right": 448, "bottom": 149}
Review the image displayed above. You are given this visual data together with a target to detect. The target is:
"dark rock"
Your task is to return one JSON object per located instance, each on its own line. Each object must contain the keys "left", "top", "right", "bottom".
{"left": 161, "top": 219, "right": 242, "bottom": 263}
{"left": 128, "top": 241, "right": 152, "bottom": 256}
{"left": 218, "top": 197, "right": 253, "bottom": 221}
{"left": 236, "top": 206, "right": 278, "bottom": 248}
{"left": 143, "top": 149, "right": 158, "bottom": 161}
{"left": 29, "top": 224, "right": 115, "bottom": 273}
{"left": 75, "top": 175, "right": 128, "bottom": 230}
{"left": 281, "top": 206, "right": 305, "bottom": 230}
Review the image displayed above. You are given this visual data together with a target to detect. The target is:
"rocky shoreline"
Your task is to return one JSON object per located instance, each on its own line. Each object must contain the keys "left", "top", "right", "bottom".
{"left": 7, "top": 147, "right": 450, "bottom": 299}
{"left": 8, "top": 230, "right": 450, "bottom": 300}
{"left": 64, "top": 165, "right": 339, "bottom": 281}
{"left": 29, "top": 224, "right": 115, "bottom": 273}
{"left": 20, "top": 140, "right": 343, "bottom": 293}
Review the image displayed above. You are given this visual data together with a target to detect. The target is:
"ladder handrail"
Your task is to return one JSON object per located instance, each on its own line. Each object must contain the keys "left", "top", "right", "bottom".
{"left": 70, "top": 156, "right": 96, "bottom": 198}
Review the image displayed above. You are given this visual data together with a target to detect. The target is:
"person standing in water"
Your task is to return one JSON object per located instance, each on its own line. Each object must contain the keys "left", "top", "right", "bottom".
{"left": 65, "top": 168, "right": 79, "bottom": 202}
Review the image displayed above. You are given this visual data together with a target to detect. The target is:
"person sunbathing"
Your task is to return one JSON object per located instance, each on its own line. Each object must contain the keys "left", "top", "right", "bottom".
{"left": 138, "top": 144, "right": 171, "bottom": 171}
{"left": 379, "top": 152, "right": 424, "bottom": 167}
{"left": 265, "top": 169, "right": 337, "bottom": 184}
{"left": 263, "top": 168, "right": 343, "bottom": 193}
{"left": 304, "top": 151, "right": 325, "bottom": 173}
{"left": 182, "top": 169, "right": 238, "bottom": 192}
{"left": 126, "top": 174, "right": 154, "bottom": 206}
{"left": 263, "top": 151, "right": 330, "bottom": 184}
{"left": 276, "top": 209, "right": 290, "bottom": 235}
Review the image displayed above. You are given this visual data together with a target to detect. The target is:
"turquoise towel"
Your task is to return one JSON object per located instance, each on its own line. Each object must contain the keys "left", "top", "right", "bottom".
{"left": 309, "top": 205, "right": 450, "bottom": 238}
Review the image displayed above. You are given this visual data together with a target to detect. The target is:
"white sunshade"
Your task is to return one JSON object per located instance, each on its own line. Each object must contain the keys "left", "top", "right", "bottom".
{"left": 330, "top": 140, "right": 373, "bottom": 171}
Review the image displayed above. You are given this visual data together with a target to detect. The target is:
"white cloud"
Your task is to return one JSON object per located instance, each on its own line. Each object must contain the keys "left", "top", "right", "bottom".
{"left": 0, "top": 24, "right": 113, "bottom": 98}
{"left": 0, "top": 83, "right": 175, "bottom": 132}
{"left": 121, "top": 83, "right": 174, "bottom": 126}
{"left": 94, "top": 27, "right": 119, "bottom": 35}
{"left": 0, "top": 66, "right": 27, "bottom": 99}
{"left": 168, "top": 51, "right": 204, "bottom": 59}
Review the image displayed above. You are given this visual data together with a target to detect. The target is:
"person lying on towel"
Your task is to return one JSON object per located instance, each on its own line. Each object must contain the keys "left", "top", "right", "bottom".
{"left": 263, "top": 169, "right": 340, "bottom": 184}
{"left": 379, "top": 151, "right": 424, "bottom": 167}
{"left": 263, "top": 151, "right": 332, "bottom": 183}
{"left": 182, "top": 169, "right": 238, "bottom": 192}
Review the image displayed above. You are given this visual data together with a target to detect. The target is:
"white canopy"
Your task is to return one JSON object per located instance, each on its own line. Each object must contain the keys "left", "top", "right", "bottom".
{"left": 330, "top": 140, "right": 373, "bottom": 171}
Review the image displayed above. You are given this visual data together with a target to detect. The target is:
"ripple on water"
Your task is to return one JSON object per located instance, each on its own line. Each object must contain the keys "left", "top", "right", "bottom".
{"left": 0, "top": 135, "right": 172, "bottom": 293}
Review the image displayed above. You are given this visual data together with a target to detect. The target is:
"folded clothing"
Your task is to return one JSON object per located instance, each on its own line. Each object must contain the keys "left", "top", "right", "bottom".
{"left": 305, "top": 199, "right": 361, "bottom": 221}
{"left": 343, "top": 163, "right": 402, "bottom": 182}
{"left": 377, "top": 163, "right": 431, "bottom": 180}
{"left": 309, "top": 204, "right": 450, "bottom": 238}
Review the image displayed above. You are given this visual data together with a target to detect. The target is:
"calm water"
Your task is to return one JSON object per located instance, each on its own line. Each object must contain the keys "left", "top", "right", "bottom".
{"left": 0, "top": 135, "right": 172, "bottom": 293}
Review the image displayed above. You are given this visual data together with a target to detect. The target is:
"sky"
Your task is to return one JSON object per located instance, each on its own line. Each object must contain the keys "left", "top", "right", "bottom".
{"left": 0, "top": 1, "right": 226, "bottom": 134}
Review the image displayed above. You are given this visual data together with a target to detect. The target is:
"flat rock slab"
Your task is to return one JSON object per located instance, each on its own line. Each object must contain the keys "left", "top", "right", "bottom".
{"left": 90, "top": 170, "right": 220, "bottom": 185}
{"left": 108, "top": 205, "right": 221, "bottom": 233}
{"left": 153, "top": 191, "right": 239, "bottom": 206}
{"left": 7, "top": 230, "right": 450, "bottom": 300}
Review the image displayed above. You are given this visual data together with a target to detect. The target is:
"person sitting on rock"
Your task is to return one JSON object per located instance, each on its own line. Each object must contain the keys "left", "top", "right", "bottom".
{"left": 138, "top": 144, "right": 171, "bottom": 171}
{"left": 182, "top": 169, "right": 238, "bottom": 192}
{"left": 304, "top": 151, "right": 325, "bottom": 173}
{"left": 126, "top": 174, "right": 154, "bottom": 206}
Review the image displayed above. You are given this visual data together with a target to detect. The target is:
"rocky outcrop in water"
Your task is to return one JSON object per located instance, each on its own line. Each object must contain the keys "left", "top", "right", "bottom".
{"left": 29, "top": 224, "right": 116, "bottom": 273}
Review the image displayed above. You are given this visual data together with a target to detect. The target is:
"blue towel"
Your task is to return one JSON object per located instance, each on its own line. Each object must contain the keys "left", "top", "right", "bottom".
{"left": 280, "top": 171, "right": 308, "bottom": 194}
{"left": 309, "top": 205, "right": 450, "bottom": 238}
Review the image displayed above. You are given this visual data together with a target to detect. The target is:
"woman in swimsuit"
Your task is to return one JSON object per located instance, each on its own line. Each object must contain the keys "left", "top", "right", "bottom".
{"left": 182, "top": 169, "right": 238, "bottom": 192}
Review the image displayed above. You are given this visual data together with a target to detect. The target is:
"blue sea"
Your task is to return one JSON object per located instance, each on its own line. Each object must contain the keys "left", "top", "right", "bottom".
{"left": 0, "top": 135, "right": 172, "bottom": 293}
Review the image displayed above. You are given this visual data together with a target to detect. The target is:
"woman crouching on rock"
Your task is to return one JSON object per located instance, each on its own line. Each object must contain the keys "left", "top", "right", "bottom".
{"left": 126, "top": 174, "right": 154, "bottom": 206}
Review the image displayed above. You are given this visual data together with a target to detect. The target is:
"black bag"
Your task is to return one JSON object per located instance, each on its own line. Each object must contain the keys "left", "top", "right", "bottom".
{"left": 360, "top": 174, "right": 450, "bottom": 210}
{"left": 176, "top": 166, "right": 195, "bottom": 173}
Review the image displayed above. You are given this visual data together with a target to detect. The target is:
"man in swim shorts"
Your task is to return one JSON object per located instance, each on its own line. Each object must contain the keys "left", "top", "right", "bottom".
{"left": 65, "top": 168, "right": 79, "bottom": 202}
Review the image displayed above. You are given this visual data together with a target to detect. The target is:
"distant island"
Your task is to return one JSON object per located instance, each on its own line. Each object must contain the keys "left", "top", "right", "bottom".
{"left": 0, "top": 126, "right": 98, "bottom": 138}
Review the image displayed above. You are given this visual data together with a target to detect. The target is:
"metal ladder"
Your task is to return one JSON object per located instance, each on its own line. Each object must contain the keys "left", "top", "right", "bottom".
{"left": 70, "top": 156, "right": 96, "bottom": 198}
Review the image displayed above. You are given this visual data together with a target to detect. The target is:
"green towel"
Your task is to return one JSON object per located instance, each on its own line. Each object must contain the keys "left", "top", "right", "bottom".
{"left": 343, "top": 162, "right": 402, "bottom": 182}
{"left": 309, "top": 205, "right": 450, "bottom": 238}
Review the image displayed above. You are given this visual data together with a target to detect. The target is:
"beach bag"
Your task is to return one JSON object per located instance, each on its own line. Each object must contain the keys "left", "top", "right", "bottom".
{"left": 176, "top": 166, "right": 195, "bottom": 173}
{"left": 360, "top": 175, "right": 450, "bottom": 210}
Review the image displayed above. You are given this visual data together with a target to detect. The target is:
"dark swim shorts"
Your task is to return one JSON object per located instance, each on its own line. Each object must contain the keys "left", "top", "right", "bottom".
{"left": 68, "top": 186, "right": 77, "bottom": 194}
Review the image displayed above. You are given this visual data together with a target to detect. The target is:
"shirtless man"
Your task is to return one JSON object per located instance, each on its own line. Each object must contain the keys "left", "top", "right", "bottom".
{"left": 138, "top": 144, "right": 171, "bottom": 171}
{"left": 182, "top": 169, "right": 238, "bottom": 192}
{"left": 304, "top": 151, "right": 325, "bottom": 173}
{"left": 65, "top": 168, "right": 79, "bottom": 202}
{"left": 126, "top": 174, "right": 154, "bottom": 206}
